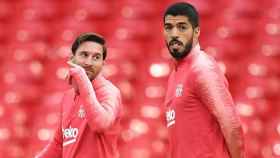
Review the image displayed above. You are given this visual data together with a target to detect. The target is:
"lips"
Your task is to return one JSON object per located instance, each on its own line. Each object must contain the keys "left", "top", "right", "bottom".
{"left": 169, "top": 40, "right": 183, "bottom": 46}
{"left": 169, "top": 40, "right": 183, "bottom": 50}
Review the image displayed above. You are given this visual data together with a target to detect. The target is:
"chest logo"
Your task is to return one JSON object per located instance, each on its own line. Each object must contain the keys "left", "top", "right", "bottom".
{"left": 175, "top": 84, "right": 184, "bottom": 97}
{"left": 62, "top": 126, "right": 79, "bottom": 147}
{"left": 166, "top": 109, "right": 176, "bottom": 128}
{"left": 78, "top": 106, "right": 86, "bottom": 118}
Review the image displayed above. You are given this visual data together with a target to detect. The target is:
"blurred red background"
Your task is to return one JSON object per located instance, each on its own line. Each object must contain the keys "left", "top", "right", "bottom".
{"left": 0, "top": 0, "right": 280, "bottom": 158}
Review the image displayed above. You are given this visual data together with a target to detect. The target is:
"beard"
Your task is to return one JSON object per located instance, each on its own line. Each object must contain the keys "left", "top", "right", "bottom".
{"left": 167, "top": 35, "right": 194, "bottom": 60}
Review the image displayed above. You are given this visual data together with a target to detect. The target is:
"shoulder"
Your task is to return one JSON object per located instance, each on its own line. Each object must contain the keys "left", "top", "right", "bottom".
{"left": 190, "top": 51, "right": 225, "bottom": 84}
{"left": 167, "top": 70, "right": 175, "bottom": 83}
{"left": 60, "top": 89, "right": 76, "bottom": 114}
{"left": 104, "top": 78, "right": 121, "bottom": 96}
{"left": 96, "top": 76, "right": 121, "bottom": 99}
{"left": 191, "top": 51, "right": 221, "bottom": 75}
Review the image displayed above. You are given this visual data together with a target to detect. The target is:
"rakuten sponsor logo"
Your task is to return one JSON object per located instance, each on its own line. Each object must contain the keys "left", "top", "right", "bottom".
{"left": 166, "top": 109, "right": 176, "bottom": 128}
{"left": 62, "top": 126, "right": 79, "bottom": 147}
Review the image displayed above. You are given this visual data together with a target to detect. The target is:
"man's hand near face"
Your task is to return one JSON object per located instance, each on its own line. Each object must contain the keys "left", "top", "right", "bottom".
{"left": 66, "top": 58, "right": 121, "bottom": 131}
{"left": 67, "top": 60, "right": 94, "bottom": 95}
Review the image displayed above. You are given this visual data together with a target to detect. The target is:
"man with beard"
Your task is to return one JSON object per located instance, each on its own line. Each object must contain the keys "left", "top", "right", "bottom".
{"left": 163, "top": 2, "right": 244, "bottom": 158}
{"left": 36, "top": 33, "right": 122, "bottom": 158}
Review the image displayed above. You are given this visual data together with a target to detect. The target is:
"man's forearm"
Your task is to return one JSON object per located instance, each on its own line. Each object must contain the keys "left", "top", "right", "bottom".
{"left": 220, "top": 109, "right": 244, "bottom": 158}
{"left": 69, "top": 67, "right": 119, "bottom": 130}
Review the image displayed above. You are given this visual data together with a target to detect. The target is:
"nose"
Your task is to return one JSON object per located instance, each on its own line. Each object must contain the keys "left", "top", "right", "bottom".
{"left": 170, "top": 28, "right": 179, "bottom": 39}
{"left": 84, "top": 57, "right": 93, "bottom": 66}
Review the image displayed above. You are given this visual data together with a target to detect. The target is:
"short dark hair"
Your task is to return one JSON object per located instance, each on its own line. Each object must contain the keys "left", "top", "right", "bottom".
{"left": 71, "top": 32, "right": 107, "bottom": 60}
{"left": 164, "top": 2, "right": 199, "bottom": 28}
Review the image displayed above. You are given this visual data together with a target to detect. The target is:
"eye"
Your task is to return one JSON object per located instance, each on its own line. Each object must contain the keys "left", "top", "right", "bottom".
{"left": 178, "top": 25, "right": 188, "bottom": 32}
{"left": 93, "top": 54, "right": 102, "bottom": 60}
{"left": 164, "top": 25, "right": 172, "bottom": 32}
{"left": 80, "top": 52, "right": 88, "bottom": 57}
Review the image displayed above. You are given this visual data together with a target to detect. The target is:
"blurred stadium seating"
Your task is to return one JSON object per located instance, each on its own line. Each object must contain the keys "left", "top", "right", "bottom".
{"left": 0, "top": 0, "right": 279, "bottom": 158}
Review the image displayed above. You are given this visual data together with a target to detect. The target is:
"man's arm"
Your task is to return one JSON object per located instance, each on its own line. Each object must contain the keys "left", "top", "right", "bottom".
{"left": 194, "top": 63, "right": 244, "bottom": 158}
{"left": 69, "top": 64, "right": 121, "bottom": 131}
{"left": 35, "top": 93, "right": 65, "bottom": 158}
{"left": 35, "top": 126, "right": 62, "bottom": 158}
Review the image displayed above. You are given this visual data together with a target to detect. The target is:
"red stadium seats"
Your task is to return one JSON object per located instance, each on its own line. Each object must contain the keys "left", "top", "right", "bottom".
{"left": 0, "top": 1, "right": 279, "bottom": 158}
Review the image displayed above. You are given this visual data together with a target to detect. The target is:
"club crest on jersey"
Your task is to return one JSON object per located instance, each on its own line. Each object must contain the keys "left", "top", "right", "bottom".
{"left": 175, "top": 84, "right": 184, "bottom": 97}
{"left": 78, "top": 106, "right": 86, "bottom": 118}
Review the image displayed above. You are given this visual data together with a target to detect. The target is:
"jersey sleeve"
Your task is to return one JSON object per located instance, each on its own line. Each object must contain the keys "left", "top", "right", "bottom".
{"left": 193, "top": 61, "right": 244, "bottom": 158}
{"left": 70, "top": 69, "right": 121, "bottom": 131}
{"left": 85, "top": 76, "right": 121, "bottom": 131}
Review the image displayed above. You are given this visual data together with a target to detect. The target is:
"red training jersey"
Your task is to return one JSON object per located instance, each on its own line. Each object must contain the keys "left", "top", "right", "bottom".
{"left": 165, "top": 44, "right": 244, "bottom": 158}
{"left": 36, "top": 75, "right": 122, "bottom": 158}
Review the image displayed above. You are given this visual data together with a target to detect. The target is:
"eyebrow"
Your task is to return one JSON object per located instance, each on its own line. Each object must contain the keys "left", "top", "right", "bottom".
{"left": 78, "top": 50, "right": 102, "bottom": 55}
{"left": 164, "top": 22, "right": 188, "bottom": 25}
{"left": 177, "top": 22, "right": 188, "bottom": 25}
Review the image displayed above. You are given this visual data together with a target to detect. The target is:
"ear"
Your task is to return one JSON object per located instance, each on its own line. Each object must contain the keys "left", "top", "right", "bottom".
{"left": 194, "top": 27, "right": 200, "bottom": 37}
